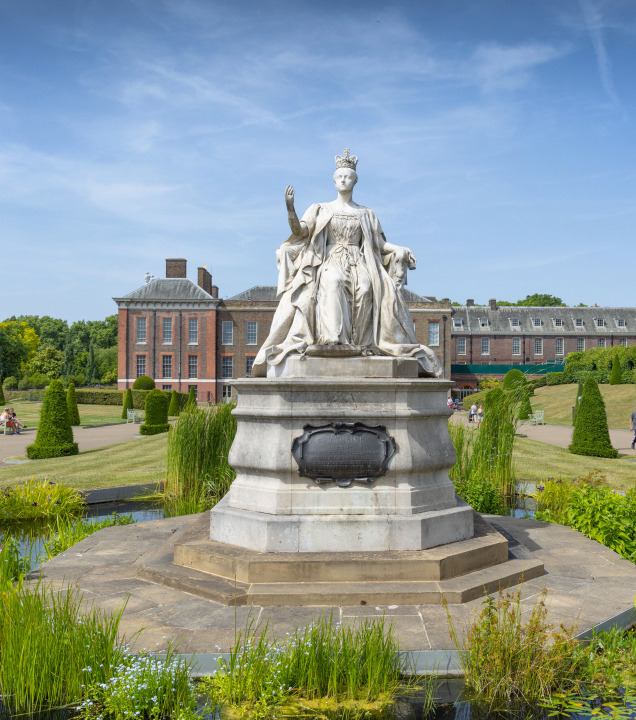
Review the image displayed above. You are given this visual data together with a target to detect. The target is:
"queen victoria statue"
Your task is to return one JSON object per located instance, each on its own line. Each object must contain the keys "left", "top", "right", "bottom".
{"left": 252, "top": 150, "right": 443, "bottom": 378}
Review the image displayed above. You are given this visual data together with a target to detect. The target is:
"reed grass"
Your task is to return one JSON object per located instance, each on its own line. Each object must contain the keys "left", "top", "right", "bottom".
{"left": 446, "top": 586, "right": 579, "bottom": 709}
{"left": 162, "top": 402, "right": 237, "bottom": 516}
{"left": 0, "top": 533, "right": 41, "bottom": 582}
{"left": 43, "top": 512, "right": 136, "bottom": 560}
{"left": 0, "top": 478, "right": 86, "bottom": 523}
{"left": 0, "top": 577, "right": 125, "bottom": 715}
{"left": 202, "top": 612, "right": 420, "bottom": 716}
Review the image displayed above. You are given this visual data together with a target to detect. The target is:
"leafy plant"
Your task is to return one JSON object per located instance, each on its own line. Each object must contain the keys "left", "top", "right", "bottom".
{"left": 3, "top": 375, "right": 18, "bottom": 390}
{"left": 67, "top": 381, "right": 81, "bottom": 425}
{"left": 0, "top": 478, "right": 85, "bottom": 522}
{"left": 26, "top": 378, "right": 79, "bottom": 459}
{"left": 446, "top": 586, "right": 579, "bottom": 708}
{"left": 0, "top": 534, "right": 41, "bottom": 583}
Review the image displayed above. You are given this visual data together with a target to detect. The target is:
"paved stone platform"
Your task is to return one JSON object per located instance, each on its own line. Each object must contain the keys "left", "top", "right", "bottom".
{"left": 33, "top": 512, "right": 636, "bottom": 659}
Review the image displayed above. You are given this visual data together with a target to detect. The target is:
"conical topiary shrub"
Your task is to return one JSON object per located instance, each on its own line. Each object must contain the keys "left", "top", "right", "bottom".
{"left": 186, "top": 386, "right": 197, "bottom": 409}
{"left": 609, "top": 355, "right": 622, "bottom": 385}
{"left": 139, "top": 389, "right": 169, "bottom": 435}
{"left": 66, "top": 382, "right": 81, "bottom": 426}
{"left": 518, "top": 389, "right": 533, "bottom": 421}
{"left": 569, "top": 376, "right": 618, "bottom": 458}
{"left": 122, "top": 388, "right": 134, "bottom": 420}
{"left": 26, "top": 379, "right": 78, "bottom": 459}
{"left": 503, "top": 368, "right": 526, "bottom": 391}
{"left": 168, "top": 390, "right": 181, "bottom": 417}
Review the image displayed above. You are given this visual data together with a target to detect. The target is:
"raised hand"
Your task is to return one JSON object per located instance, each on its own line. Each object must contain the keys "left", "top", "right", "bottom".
{"left": 285, "top": 185, "right": 295, "bottom": 210}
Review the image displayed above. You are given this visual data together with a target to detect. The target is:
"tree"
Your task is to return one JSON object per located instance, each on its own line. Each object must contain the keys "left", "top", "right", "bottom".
{"left": 26, "top": 379, "right": 78, "bottom": 459}
{"left": 25, "top": 345, "right": 63, "bottom": 379}
{"left": 0, "top": 322, "right": 37, "bottom": 377}
{"left": 12, "top": 315, "right": 68, "bottom": 351}
{"left": 62, "top": 332, "right": 75, "bottom": 380}
{"left": 85, "top": 343, "right": 97, "bottom": 385}
{"left": 516, "top": 294, "right": 566, "bottom": 307}
{"left": 168, "top": 390, "right": 181, "bottom": 417}
{"left": 122, "top": 388, "right": 134, "bottom": 420}
{"left": 139, "top": 389, "right": 169, "bottom": 435}
{"left": 66, "top": 382, "right": 81, "bottom": 426}
{"left": 569, "top": 376, "right": 618, "bottom": 459}
{"left": 609, "top": 355, "right": 622, "bottom": 385}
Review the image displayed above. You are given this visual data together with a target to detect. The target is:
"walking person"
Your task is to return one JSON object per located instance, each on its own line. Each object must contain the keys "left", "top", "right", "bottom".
{"left": 477, "top": 404, "right": 484, "bottom": 428}
{"left": 469, "top": 401, "right": 477, "bottom": 423}
{"left": 630, "top": 407, "right": 636, "bottom": 449}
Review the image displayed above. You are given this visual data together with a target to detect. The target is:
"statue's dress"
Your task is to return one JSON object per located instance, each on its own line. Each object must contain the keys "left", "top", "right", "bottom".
{"left": 316, "top": 212, "right": 373, "bottom": 347}
{"left": 252, "top": 202, "right": 442, "bottom": 378}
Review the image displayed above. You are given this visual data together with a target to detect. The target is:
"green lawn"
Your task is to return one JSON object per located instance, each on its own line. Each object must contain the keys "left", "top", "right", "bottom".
{"left": 530, "top": 384, "right": 636, "bottom": 430}
{"left": 6, "top": 401, "right": 126, "bottom": 428}
{"left": 0, "top": 434, "right": 167, "bottom": 491}
{"left": 514, "top": 435, "right": 636, "bottom": 492}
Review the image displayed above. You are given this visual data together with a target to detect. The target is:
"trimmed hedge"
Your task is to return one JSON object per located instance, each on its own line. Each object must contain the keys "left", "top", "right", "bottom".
{"left": 72, "top": 388, "right": 187, "bottom": 410}
{"left": 139, "top": 389, "right": 169, "bottom": 435}
{"left": 518, "top": 389, "right": 533, "bottom": 420}
{"left": 564, "top": 346, "right": 636, "bottom": 385}
{"left": 503, "top": 369, "right": 526, "bottom": 391}
{"left": 186, "top": 386, "right": 197, "bottom": 409}
{"left": 66, "top": 383, "right": 81, "bottom": 426}
{"left": 546, "top": 372, "right": 564, "bottom": 386}
{"left": 168, "top": 390, "right": 181, "bottom": 417}
{"left": 609, "top": 355, "right": 622, "bottom": 385}
{"left": 132, "top": 375, "right": 155, "bottom": 390}
{"left": 26, "top": 379, "right": 79, "bottom": 459}
{"left": 569, "top": 376, "right": 618, "bottom": 459}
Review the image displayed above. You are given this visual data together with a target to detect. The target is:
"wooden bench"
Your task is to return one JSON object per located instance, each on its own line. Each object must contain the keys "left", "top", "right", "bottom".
{"left": 528, "top": 410, "right": 545, "bottom": 426}
{"left": 127, "top": 409, "right": 143, "bottom": 424}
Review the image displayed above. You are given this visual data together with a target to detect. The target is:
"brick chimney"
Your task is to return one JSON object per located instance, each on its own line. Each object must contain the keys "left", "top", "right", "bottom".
{"left": 489, "top": 298, "right": 497, "bottom": 311}
{"left": 197, "top": 266, "right": 212, "bottom": 295}
{"left": 211, "top": 285, "right": 219, "bottom": 299}
{"left": 466, "top": 299, "right": 474, "bottom": 307}
{"left": 166, "top": 258, "right": 187, "bottom": 278}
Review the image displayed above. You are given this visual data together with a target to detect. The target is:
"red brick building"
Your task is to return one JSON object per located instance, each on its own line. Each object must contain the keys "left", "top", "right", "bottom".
{"left": 114, "top": 259, "right": 452, "bottom": 401}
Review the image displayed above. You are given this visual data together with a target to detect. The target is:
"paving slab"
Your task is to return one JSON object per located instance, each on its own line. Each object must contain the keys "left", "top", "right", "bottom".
{"left": 32, "top": 512, "right": 636, "bottom": 668}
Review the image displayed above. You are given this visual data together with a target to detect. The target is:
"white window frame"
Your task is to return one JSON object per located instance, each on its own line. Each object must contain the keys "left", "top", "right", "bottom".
{"left": 478, "top": 318, "right": 489, "bottom": 328}
{"left": 222, "top": 385, "right": 233, "bottom": 403}
{"left": 534, "top": 337, "right": 543, "bottom": 355}
{"left": 555, "top": 337, "right": 564, "bottom": 356}
{"left": 136, "top": 316, "right": 147, "bottom": 344}
{"left": 221, "top": 356, "right": 233, "bottom": 379}
{"left": 615, "top": 318, "right": 627, "bottom": 328}
{"left": 532, "top": 318, "right": 542, "bottom": 328}
{"left": 222, "top": 321, "right": 233, "bottom": 345}
{"left": 246, "top": 356, "right": 255, "bottom": 377}
{"left": 136, "top": 355, "right": 146, "bottom": 377}
{"left": 188, "top": 317, "right": 199, "bottom": 345}
{"left": 457, "top": 337, "right": 466, "bottom": 355}
{"left": 574, "top": 318, "right": 584, "bottom": 327}
{"left": 246, "top": 321, "right": 258, "bottom": 346}
{"left": 161, "top": 355, "right": 172, "bottom": 379}
{"left": 576, "top": 337, "right": 585, "bottom": 352}
{"left": 619, "top": 338, "right": 628, "bottom": 347}
{"left": 481, "top": 337, "right": 490, "bottom": 355}
{"left": 512, "top": 337, "right": 521, "bottom": 355}
{"left": 187, "top": 354, "right": 198, "bottom": 379}
{"left": 553, "top": 318, "right": 563, "bottom": 327}
{"left": 162, "top": 317, "right": 173, "bottom": 344}
{"left": 428, "top": 321, "right": 440, "bottom": 347}
{"left": 595, "top": 318, "right": 606, "bottom": 328}
{"left": 597, "top": 338, "right": 606, "bottom": 348}
{"left": 509, "top": 318, "right": 520, "bottom": 328}
{"left": 452, "top": 318, "right": 463, "bottom": 329}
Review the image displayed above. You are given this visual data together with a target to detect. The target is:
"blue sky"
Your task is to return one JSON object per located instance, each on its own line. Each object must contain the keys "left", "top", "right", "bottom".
{"left": 1, "top": 0, "right": 635, "bottom": 321}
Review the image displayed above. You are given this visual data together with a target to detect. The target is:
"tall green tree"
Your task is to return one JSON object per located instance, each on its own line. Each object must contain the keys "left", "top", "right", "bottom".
{"left": 11, "top": 315, "right": 68, "bottom": 351}
{"left": 85, "top": 344, "right": 97, "bottom": 385}
{"left": 0, "top": 325, "right": 30, "bottom": 378}
{"left": 569, "top": 376, "right": 617, "bottom": 458}
{"left": 25, "top": 346, "right": 63, "bottom": 379}
{"left": 0, "top": 376, "right": 5, "bottom": 405}
{"left": 62, "top": 332, "right": 75, "bottom": 380}
{"left": 516, "top": 293, "right": 566, "bottom": 307}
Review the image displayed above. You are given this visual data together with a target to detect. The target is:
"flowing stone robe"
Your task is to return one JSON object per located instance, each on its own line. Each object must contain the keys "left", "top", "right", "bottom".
{"left": 252, "top": 202, "right": 443, "bottom": 378}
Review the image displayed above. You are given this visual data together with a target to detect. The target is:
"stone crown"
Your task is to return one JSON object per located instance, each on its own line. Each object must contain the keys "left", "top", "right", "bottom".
{"left": 335, "top": 148, "right": 358, "bottom": 171}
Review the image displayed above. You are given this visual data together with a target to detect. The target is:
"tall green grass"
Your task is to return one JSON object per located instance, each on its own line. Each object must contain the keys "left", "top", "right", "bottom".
{"left": 162, "top": 402, "right": 237, "bottom": 516}
{"left": 43, "top": 512, "right": 136, "bottom": 560}
{"left": 0, "top": 577, "right": 125, "bottom": 715}
{"left": 202, "top": 612, "right": 424, "bottom": 716}
{"left": 0, "top": 478, "right": 86, "bottom": 523}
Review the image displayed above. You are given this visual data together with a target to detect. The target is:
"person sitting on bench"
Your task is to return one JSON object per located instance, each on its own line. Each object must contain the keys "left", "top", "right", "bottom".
{"left": 9, "top": 408, "right": 26, "bottom": 432}
{"left": 1, "top": 408, "right": 19, "bottom": 434}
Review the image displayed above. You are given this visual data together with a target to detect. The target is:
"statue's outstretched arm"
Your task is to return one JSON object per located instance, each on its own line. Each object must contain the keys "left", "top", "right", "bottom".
{"left": 285, "top": 185, "right": 308, "bottom": 237}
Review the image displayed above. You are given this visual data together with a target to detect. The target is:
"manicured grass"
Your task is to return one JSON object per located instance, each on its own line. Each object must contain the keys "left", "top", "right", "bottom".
{"left": 8, "top": 401, "right": 125, "bottom": 428}
{"left": 514, "top": 435, "right": 636, "bottom": 491}
{"left": 0, "top": 434, "right": 167, "bottom": 490}
{"left": 531, "top": 384, "right": 636, "bottom": 429}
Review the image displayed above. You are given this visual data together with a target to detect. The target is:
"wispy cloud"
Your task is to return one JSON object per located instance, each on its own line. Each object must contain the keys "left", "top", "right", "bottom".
{"left": 577, "top": 0, "right": 621, "bottom": 107}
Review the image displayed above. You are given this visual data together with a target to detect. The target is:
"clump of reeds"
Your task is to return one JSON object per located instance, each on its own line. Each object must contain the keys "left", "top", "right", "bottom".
{"left": 0, "top": 577, "right": 125, "bottom": 715}
{"left": 0, "top": 478, "right": 86, "bottom": 523}
{"left": 202, "top": 612, "right": 423, "bottom": 715}
{"left": 0, "top": 533, "right": 40, "bottom": 583}
{"left": 162, "top": 401, "right": 237, "bottom": 516}
{"left": 446, "top": 586, "right": 579, "bottom": 708}
{"left": 43, "top": 512, "right": 136, "bottom": 560}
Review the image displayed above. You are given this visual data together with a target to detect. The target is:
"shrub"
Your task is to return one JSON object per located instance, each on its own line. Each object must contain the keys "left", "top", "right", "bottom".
{"left": 139, "top": 388, "right": 169, "bottom": 435}
{"left": 528, "top": 375, "right": 547, "bottom": 391}
{"left": 518, "top": 389, "right": 533, "bottom": 420}
{"left": 67, "top": 373, "right": 85, "bottom": 387}
{"left": 121, "top": 388, "right": 133, "bottom": 420}
{"left": 609, "top": 355, "right": 622, "bottom": 385}
{"left": 18, "top": 377, "right": 30, "bottom": 390}
{"left": 546, "top": 371, "right": 564, "bottom": 385}
{"left": 66, "top": 382, "right": 81, "bottom": 426}
{"left": 28, "top": 372, "right": 49, "bottom": 389}
{"left": 26, "top": 379, "right": 79, "bottom": 459}
{"left": 503, "top": 368, "right": 526, "bottom": 390}
{"left": 132, "top": 375, "right": 155, "bottom": 390}
{"left": 3, "top": 375, "right": 18, "bottom": 390}
{"left": 168, "top": 389, "right": 181, "bottom": 417}
{"left": 0, "top": 479, "right": 85, "bottom": 522}
{"left": 101, "top": 368, "right": 117, "bottom": 384}
{"left": 569, "top": 376, "right": 618, "bottom": 459}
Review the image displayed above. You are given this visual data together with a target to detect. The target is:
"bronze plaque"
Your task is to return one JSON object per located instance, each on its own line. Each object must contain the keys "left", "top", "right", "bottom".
{"left": 291, "top": 422, "right": 396, "bottom": 487}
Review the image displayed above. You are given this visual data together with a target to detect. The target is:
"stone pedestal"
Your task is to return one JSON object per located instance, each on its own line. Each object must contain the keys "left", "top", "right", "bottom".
{"left": 209, "top": 356, "right": 474, "bottom": 553}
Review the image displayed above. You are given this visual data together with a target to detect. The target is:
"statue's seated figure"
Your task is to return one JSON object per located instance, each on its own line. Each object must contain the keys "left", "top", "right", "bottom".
{"left": 252, "top": 150, "right": 442, "bottom": 378}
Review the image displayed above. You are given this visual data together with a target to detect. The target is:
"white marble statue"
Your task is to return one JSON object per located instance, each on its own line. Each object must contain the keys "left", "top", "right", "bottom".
{"left": 252, "top": 150, "right": 443, "bottom": 378}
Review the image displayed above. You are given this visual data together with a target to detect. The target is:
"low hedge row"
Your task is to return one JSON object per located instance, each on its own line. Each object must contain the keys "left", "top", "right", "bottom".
{"left": 546, "top": 372, "right": 564, "bottom": 385}
{"left": 74, "top": 388, "right": 188, "bottom": 410}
